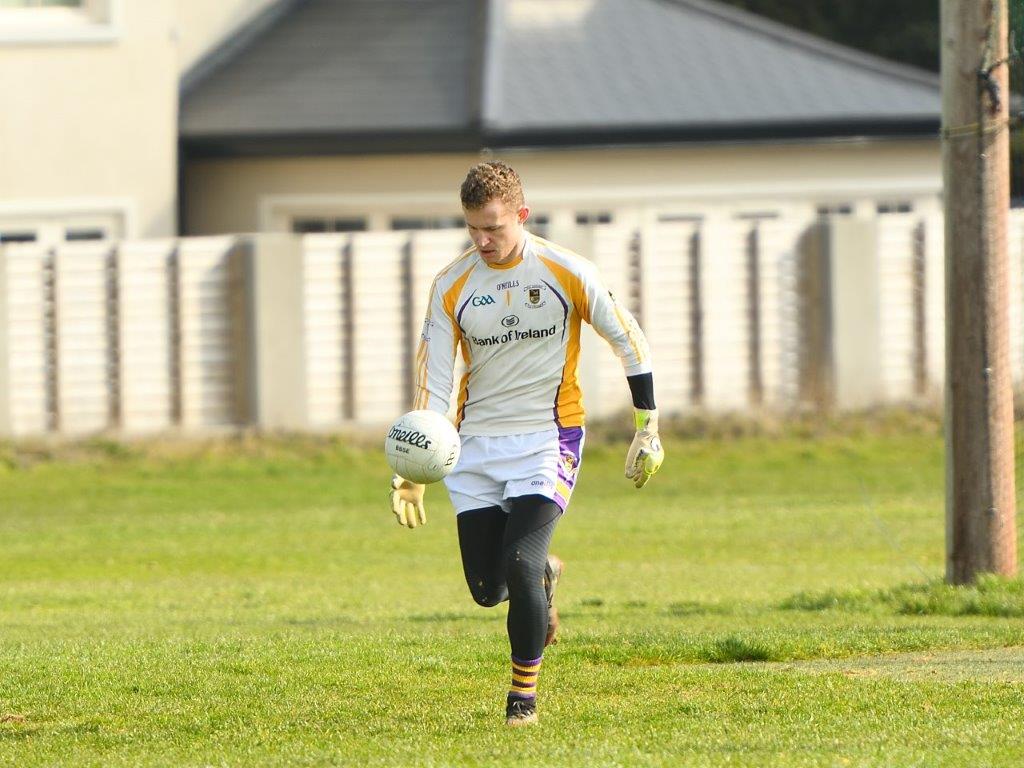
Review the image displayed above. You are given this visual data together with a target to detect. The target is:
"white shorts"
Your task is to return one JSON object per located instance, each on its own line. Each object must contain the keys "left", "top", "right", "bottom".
{"left": 444, "top": 427, "right": 586, "bottom": 514}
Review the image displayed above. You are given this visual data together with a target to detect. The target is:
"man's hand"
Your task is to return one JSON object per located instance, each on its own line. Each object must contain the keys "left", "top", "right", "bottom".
{"left": 625, "top": 408, "right": 665, "bottom": 489}
{"left": 390, "top": 475, "right": 426, "bottom": 528}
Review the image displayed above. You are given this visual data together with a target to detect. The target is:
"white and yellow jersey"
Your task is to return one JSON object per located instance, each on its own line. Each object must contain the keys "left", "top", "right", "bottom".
{"left": 413, "top": 234, "right": 651, "bottom": 436}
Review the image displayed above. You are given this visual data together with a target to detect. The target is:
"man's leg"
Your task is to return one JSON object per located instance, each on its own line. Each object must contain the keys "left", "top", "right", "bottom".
{"left": 501, "top": 494, "right": 563, "bottom": 724}
{"left": 456, "top": 506, "right": 508, "bottom": 607}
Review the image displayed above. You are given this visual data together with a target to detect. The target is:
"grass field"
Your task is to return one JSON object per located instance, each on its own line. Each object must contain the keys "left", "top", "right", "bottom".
{"left": 2, "top": 423, "right": 1024, "bottom": 767}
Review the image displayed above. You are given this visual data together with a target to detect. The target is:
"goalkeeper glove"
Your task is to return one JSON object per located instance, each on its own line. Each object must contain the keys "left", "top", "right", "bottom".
{"left": 390, "top": 474, "right": 426, "bottom": 529}
{"left": 625, "top": 408, "right": 665, "bottom": 489}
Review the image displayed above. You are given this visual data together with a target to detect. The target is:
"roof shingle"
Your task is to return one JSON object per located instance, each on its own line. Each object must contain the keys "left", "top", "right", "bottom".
{"left": 180, "top": 0, "right": 940, "bottom": 154}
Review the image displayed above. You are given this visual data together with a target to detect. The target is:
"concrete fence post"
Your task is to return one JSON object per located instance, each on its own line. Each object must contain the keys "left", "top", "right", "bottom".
{"left": 245, "top": 234, "right": 310, "bottom": 431}
{"left": 0, "top": 247, "right": 10, "bottom": 435}
{"left": 826, "top": 217, "right": 884, "bottom": 410}
{"left": 228, "top": 239, "right": 255, "bottom": 427}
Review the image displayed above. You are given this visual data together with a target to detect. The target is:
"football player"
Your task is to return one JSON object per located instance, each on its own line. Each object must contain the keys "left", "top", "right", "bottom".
{"left": 391, "top": 161, "right": 664, "bottom": 725}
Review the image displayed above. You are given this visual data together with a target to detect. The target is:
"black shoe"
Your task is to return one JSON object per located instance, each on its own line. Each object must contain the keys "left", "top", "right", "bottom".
{"left": 544, "top": 555, "right": 563, "bottom": 647}
{"left": 505, "top": 696, "right": 538, "bottom": 726}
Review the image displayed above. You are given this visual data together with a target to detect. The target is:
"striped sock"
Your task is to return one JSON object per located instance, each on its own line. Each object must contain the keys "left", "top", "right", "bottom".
{"left": 508, "top": 654, "right": 542, "bottom": 701}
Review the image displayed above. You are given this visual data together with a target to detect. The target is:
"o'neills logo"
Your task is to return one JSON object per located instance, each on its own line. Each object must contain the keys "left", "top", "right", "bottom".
{"left": 388, "top": 426, "right": 432, "bottom": 450}
{"left": 471, "top": 324, "right": 557, "bottom": 346}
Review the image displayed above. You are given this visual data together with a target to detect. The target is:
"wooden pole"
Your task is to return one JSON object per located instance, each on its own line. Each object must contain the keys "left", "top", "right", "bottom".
{"left": 942, "top": 0, "right": 1018, "bottom": 584}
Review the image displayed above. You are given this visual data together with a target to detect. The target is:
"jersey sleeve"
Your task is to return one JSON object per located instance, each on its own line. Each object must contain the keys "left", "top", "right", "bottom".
{"left": 580, "top": 262, "right": 652, "bottom": 377}
{"left": 412, "top": 279, "right": 459, "bottom": 415}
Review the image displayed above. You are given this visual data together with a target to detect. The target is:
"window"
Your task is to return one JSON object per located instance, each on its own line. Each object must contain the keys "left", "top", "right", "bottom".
{"left": 292, "top": 217, "right": 367, "bottom": 234}
{"left": 526, "top": 214, "right": 550, "bottom": 239}
{"left": 65, "top": 227, "right": 106, "bottom": 241}
{"left": 575, "top": 212, "right": 612, "bottom": 225}
{"left": 816, "top": 204, "right": 853, "bottom": 218}
{"left": 0, "top": 231, "right": 37, "bottom": 243}
{"left": 658, "top": 213, "right": 703, "bottom": 223}
{"left": 0, "top": 211, "right": 122, "bottom": 246}
{"left": 877, "top": 201, "right": 913, "bottom": 215}
{"left": 390, "top": 216, "right": 463, "bottom": 231}
{"left": 0, "top": 0, "right": 118, "bottom": 43}
{"left": 0, "top": 1, "right": 82, "bottom": 7}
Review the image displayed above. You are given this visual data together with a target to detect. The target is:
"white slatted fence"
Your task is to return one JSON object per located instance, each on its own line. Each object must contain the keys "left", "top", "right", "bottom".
{"left": 118, "top": 240, "right": 176, "bottom": 432}
{"left": 1, "top": 212, "right": 1020, "bottom": 437}
{"left": 3, "top": 245, "right": 52, "bottom": 435}
{"left": 177, "top": 237, "right": 238, "bottom": 429}
{"left": 303, "top": 234, "right": 350, "bottom": 427}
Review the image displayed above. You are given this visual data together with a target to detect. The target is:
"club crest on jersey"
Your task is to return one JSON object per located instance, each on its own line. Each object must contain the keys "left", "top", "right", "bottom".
{"left": 471, "top": 294, "right": 496, "bottom": 307}
{"left": 524, "top": 284, "right": 547, "bottom": 309}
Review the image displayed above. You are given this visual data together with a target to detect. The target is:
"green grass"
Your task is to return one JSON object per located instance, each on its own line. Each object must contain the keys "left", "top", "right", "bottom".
{"left": 1, "top": 427, "right": 1024, "bottom": 766}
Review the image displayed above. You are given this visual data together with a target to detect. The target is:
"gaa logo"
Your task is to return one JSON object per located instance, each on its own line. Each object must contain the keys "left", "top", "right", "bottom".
{"left": 501, "top": 315, "right": 520, "bottom": 327}
{"left": 471, "top": 295, "right": 496, "bottom": 307}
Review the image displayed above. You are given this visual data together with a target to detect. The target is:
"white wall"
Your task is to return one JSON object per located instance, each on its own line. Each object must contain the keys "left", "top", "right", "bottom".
{"left": 0, "top": 0, "right": 178, "bottom": 240}
{"left": 0, "top": 0, "right": 293, "bottom": 244}
{"left": 184, "top": 140, "right": 942, "bottom": 237}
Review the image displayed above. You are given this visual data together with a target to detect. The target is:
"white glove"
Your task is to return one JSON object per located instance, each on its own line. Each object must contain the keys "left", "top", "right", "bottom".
{"left": 625, "top": 408, "right": 665, "bottom": 489}
{"left": 390, "top": 475, "right": 426, "bottom": 528}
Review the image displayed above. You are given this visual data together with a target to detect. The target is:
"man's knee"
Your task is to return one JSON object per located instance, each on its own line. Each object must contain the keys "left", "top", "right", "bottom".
{"left": 467, "top": 577, "right": 506, "bottom": 607}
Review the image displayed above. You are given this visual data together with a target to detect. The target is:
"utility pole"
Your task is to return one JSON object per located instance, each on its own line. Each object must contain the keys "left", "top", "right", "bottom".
{"left": 942, "top": 0, "right": 1017, "bottom": 584}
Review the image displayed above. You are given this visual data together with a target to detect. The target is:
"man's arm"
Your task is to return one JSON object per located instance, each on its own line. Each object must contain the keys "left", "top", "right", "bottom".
{"left": 392, "top": 280, "right": 461, "bottom": 528}
{"left": 627, "top": 372, "right": 656, "bottom": 410}
{"left": 412, "top": 279, "right": 460, "bottom": 414}
{"left": 581, "top": 265, "right": 665, "bottom": 488}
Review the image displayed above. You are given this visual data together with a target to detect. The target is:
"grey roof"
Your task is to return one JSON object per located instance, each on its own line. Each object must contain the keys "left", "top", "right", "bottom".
{"left": 181, "top": 0, "right": 940, "bottom": 156}
{"left": 181, "top": 0, "right": 480, "bottom": 136}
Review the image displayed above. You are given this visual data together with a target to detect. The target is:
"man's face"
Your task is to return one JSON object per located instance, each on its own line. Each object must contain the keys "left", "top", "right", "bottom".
{"left": 464, "top": 198, "right": 530, "bottom": 266}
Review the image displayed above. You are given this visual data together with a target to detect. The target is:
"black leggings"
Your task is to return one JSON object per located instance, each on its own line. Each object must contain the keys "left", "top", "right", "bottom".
{"left": 456, "top": 495, "right": 562, "bottom": 660}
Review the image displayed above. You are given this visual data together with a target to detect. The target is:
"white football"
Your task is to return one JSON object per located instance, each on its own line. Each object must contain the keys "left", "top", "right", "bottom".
{"left": 384, "top": 409, "right": 461, "bottom": 484}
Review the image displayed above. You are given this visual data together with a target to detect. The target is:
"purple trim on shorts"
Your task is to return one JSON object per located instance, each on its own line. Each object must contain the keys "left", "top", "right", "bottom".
{"left": 552, "top": 426, "right": 584, "bottom": 510}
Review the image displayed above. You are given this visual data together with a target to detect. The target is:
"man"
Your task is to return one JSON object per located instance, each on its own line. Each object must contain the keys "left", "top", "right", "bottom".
{"left": 390, "top": 161, "right": 664, "bottom": 726}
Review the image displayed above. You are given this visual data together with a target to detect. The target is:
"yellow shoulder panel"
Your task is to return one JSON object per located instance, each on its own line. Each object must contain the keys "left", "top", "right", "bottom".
{"left": 537, "top": 254, "right": 590, "bottom": 324}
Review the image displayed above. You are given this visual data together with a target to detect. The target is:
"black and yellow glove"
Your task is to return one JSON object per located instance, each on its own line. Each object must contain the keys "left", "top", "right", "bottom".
{"left": 624, "top": 408, "right": 665, "bottom": 489}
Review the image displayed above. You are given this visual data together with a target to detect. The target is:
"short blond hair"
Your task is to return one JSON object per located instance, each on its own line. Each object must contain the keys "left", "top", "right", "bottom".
{"left": 460, "top": 161, "right": 524, "bottom": 210}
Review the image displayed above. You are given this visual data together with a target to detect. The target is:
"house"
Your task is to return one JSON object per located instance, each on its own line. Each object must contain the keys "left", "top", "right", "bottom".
{"left": 0, "top": 0, "right": 277, "bottom": 245}
{"left": 0, "top": 0, "right": 953, "bottom": 437}
{"left": 1, "top": 0, "right": 941, "bottom": 246}
{"left": 179, "top": 0, "right": 942, "bottom": 237}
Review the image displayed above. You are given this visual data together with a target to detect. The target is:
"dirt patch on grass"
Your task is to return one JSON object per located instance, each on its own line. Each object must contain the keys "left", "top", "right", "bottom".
{"left": 773, "top": 646, "right": 1024, "bottom": 682}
